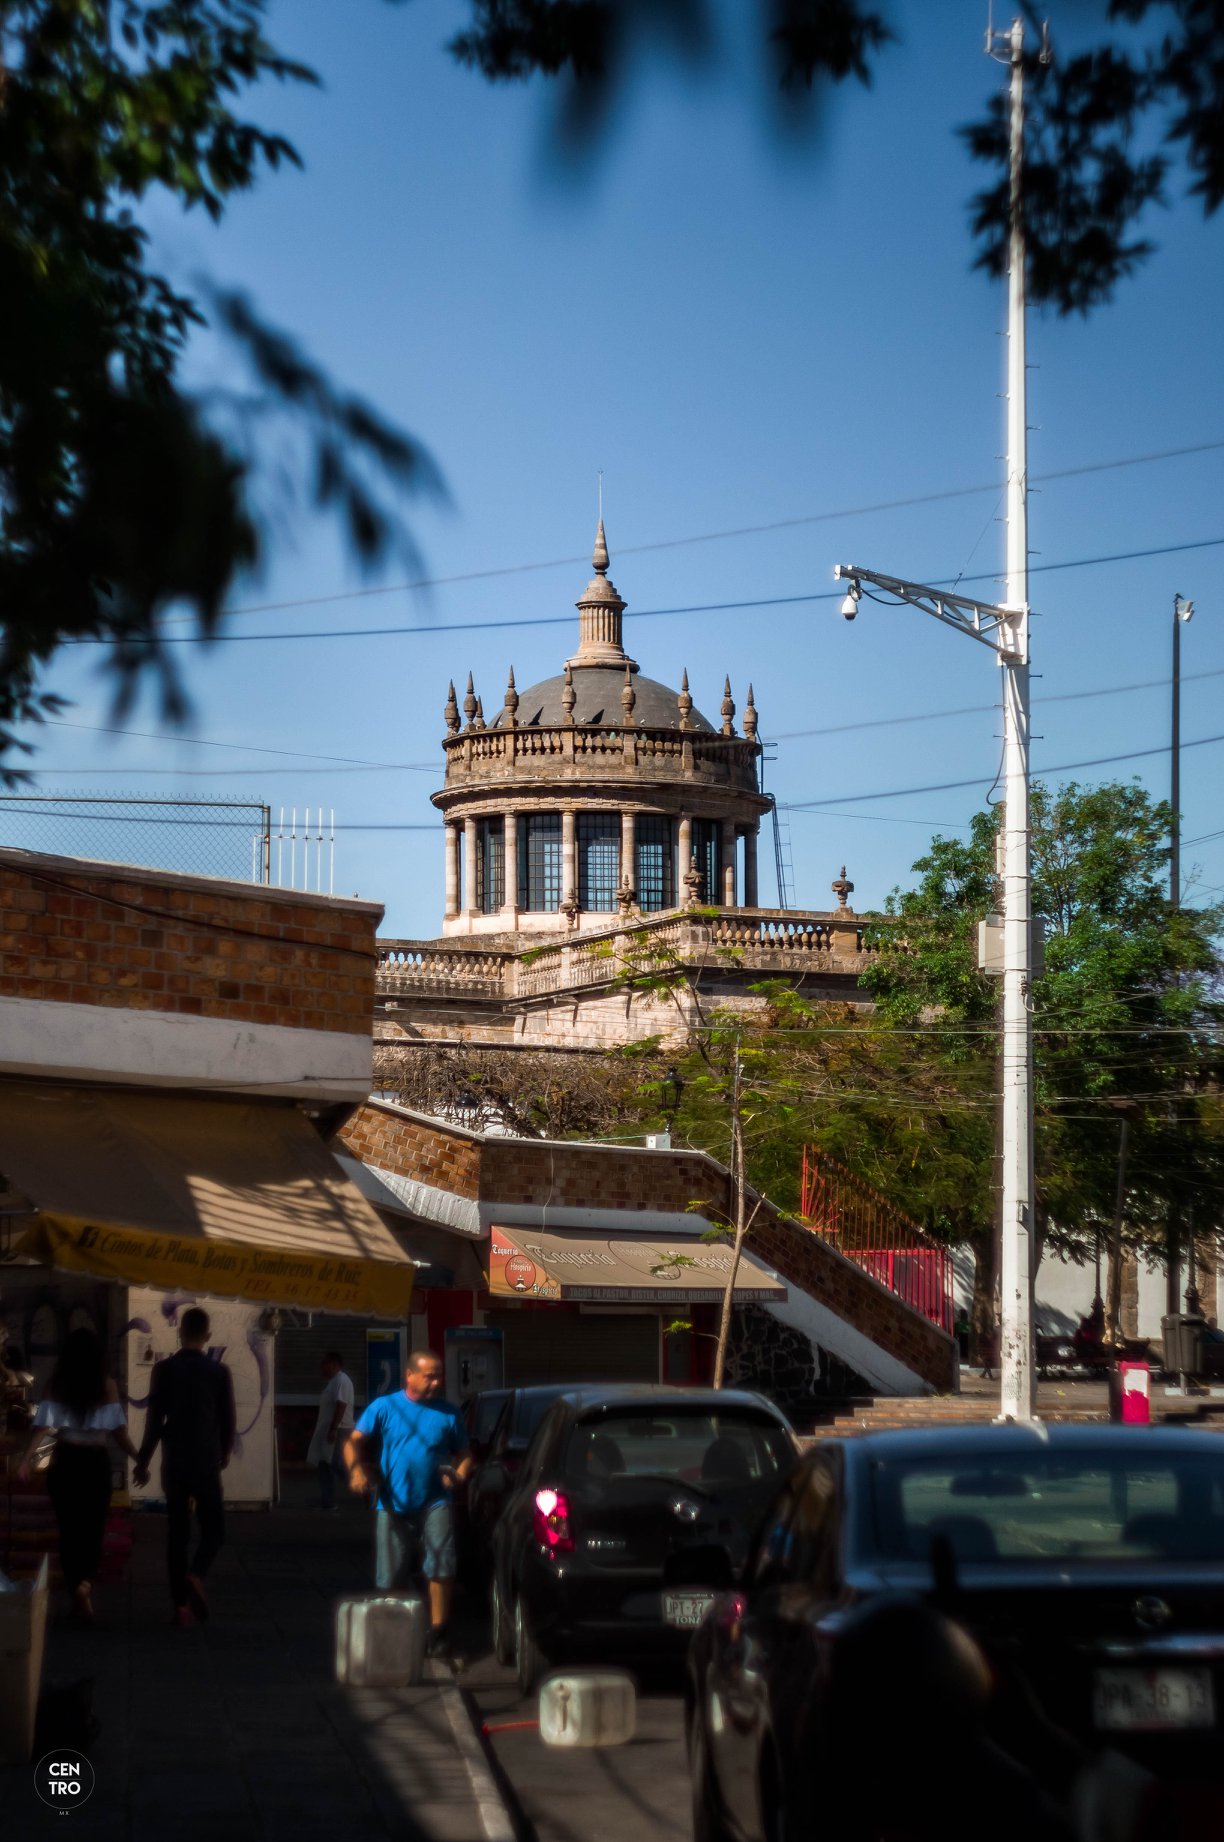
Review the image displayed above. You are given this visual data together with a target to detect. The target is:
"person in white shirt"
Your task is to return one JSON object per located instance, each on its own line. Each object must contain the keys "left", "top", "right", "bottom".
{"left": 307, "top": 1352, "right": 354, "bottom": 1510}
{"left": 17, "top": 1327, "right": 140, "bottom": 1622}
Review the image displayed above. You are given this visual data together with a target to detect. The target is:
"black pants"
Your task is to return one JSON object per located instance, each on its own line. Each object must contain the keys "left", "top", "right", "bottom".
{"left": 165, "top": 1469, "right": 225, "bottom": 1607}
{"left": 46, "top": 1444, "right": 113, "bottom": 1592}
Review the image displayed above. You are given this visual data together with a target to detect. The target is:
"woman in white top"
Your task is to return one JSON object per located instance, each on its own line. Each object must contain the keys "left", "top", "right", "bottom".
{"left": 17, "top": 1327, "right": 140, "bottom": 1623}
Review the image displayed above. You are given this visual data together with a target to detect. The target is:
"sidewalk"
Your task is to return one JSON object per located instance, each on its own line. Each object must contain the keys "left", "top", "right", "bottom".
{"left": 1, "top": 1473, "right": 514, "bottom": 1842}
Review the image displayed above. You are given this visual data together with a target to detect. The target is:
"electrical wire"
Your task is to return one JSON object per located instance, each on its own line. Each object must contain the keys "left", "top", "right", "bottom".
{"left": 55, "top": 533, "right": 1224, "bottom": 648}
{"left": 152, "top": 437, "right": 1224, "bottom": 624}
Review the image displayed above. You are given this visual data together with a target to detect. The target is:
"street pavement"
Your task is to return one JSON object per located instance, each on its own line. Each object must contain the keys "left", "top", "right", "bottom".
{"left": 1, "top": 1473, "right": 518, "bottom": 1842}
{"left": 455, "top": 1636, "right": 690, "bottom": 1842}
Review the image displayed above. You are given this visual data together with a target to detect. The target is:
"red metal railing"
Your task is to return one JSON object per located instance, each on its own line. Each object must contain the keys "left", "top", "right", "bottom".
{"left": 800, "top": 1146, "right": 954, "bottom": 1335}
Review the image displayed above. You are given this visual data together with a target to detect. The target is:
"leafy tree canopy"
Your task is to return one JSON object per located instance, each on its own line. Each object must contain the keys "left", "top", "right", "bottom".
{"left": 452, "top": 0, "right": 1224, "bottom": 314}
{"left": 0, "top": 0, "right": 442, "bottom": 777}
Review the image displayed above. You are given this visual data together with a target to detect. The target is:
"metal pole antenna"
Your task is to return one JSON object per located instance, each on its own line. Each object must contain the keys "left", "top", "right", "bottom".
{"left": 998, "top": 14, "right": 1036, "bottom": 1421}
{"left": 1171, "top": 597, "right": 1181, "bottom": 910}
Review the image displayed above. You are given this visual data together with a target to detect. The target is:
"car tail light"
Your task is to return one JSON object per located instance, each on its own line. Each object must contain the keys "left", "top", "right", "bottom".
{"left": 533, "top": 1487, "right": 574, "bottom": 1552}
{"left": 719, "top": 1593, "right": 748, "bottom": 1642}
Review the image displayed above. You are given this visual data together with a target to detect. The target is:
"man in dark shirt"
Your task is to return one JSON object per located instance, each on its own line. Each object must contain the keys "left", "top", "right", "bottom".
{"left": 134, "top": 1306, "right": 236, "bottom": 1626}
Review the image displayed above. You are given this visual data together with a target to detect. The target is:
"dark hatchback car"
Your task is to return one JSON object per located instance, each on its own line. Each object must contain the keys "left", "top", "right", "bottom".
{"left": 465, "top": 1384, "right": 572, "bottom": 1579}
{"left": 490, "top": 1384, "right": 798, "bottom": 1691}
{"left": 687, "top": 1425, "right": 1224, "bottom": 1842}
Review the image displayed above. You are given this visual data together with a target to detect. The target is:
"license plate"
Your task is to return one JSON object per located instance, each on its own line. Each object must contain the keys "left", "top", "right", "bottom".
{"left": 663, "top": 1591, "right": 714, "bottom": 1630}
{"left": 1094, "top": 1667, "right": 1215, "bottom": 1731}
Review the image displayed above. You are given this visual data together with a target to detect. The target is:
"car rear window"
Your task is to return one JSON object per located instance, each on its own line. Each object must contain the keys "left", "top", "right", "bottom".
{"left": 469, "top": 1393, "right": 508, "bottom": 1446}
{"left": 565, "top": 1409, "right": 793, "bottom": 1486}
{"left": 869, "top": 1450, "right": 1224, "bottom": 1564}
{"left": 509, "top": 1389, "right": 567, "bottom": 1448}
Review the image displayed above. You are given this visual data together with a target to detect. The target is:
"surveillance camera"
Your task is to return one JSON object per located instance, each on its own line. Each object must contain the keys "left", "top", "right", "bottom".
{"left": 841, "top": 592, "right": 859, "bottom": 622}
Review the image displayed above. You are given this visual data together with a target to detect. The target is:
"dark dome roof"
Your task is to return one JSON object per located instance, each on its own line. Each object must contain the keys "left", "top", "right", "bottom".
{"left": 495, "top": 667, "right": 715, "bottom": 732}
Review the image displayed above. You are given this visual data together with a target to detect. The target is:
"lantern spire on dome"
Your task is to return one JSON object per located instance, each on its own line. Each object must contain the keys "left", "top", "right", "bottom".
{"left": 567, "top": 519, "right": 639, "bottom": 673}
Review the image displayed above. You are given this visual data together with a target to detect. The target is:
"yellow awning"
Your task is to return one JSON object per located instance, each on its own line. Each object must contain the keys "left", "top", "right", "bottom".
{"left": 0, "top": 1084, "right": 414, "bottom": 1317}
{"left": 488, "top": 1225, "right": 786, "bottom": 1304}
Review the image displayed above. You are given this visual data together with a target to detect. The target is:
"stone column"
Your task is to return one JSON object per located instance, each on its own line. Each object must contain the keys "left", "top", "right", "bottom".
{"left": 444, "top": 822, "right": 460, "bottom": 919}
{"left": 503, "top": 810, "right": 519, "bottom": 917}
{"left": 562, "top": 809, "right": 577, "bottom": 908}
{"left": 743, "top": 827, "right": 759, "bottom": 908}
{"left": 462, "top": 815, "right": 477, "bottom": 916}
{"left": 621, "top": 810, "right": 636, "bottom": 891}
{"left": 721, "top": 819, "right": 737, "bottom": 908}
{"left": 678, "top": 815, "right": 692, "bottom": 890}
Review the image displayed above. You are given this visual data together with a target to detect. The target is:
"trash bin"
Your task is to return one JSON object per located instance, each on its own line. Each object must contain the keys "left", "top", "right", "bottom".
{"left": 0, "top": 1554, "right": 49, "bottom": 1765}
{"left": 1116, "top": 1361, "right": 1151, "bottom": 1425}
{"left": 1161, "top": 1313, "right": 1205, "bottom": 1378}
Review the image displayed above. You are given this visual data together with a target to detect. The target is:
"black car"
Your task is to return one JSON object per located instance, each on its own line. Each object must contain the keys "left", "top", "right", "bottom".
{"left": 686, "top": 1425, "right": 1224, "bottom": 1842}
{"left": 465, "top": 1384, "right": 572, "bottom": 1579}
{"left": 490, "top": 1384, "right": 798, "bottom": 1691}
{"left": 461, "top": 1388, "right": 512, "bottom": 1462}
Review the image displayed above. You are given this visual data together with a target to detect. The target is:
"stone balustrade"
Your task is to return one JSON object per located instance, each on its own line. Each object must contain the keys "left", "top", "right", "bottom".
{"left": 440, "top": 724, "right": 762, "bottom": 793}
{"left": 376, "top": 907, "right": 880, "bottom": 1006}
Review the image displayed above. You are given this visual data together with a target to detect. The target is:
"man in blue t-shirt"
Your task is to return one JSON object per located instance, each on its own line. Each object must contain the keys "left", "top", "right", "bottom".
{"left": 344, "top": 1347, "right": 470, "bottom": 1657}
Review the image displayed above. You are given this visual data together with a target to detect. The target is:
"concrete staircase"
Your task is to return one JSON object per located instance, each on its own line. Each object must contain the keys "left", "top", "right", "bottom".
{"left": 799, "top": 1371, "right": 1224, "bottom": 1441}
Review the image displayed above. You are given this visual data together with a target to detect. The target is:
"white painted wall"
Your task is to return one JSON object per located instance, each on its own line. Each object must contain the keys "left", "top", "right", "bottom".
{"left": 0, "top": 993, "right": 371, "bottom": 1103}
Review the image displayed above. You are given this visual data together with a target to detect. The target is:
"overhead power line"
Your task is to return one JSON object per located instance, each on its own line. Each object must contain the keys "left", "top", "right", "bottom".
{"left": 58, "top": 533, "right": 1224, "bottom": 648}
{"left": 159, "top": 437, "right": 1224, "bottom": 623}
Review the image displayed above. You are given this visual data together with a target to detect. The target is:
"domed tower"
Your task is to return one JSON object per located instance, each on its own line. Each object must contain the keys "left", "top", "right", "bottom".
{"left": 433, "top": 523, "right": 770, "bottom": 935}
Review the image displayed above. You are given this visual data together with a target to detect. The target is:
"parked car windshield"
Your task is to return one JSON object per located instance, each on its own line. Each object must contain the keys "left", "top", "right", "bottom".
{"left": 508, "top": 1387, "right": 568, "bottom": 1450}
{"left": 566, "top": 1409, "right": 794, "bottom": 1485}
{"left": 868, "top": 1449, "right": 1224, "bottom": 1564}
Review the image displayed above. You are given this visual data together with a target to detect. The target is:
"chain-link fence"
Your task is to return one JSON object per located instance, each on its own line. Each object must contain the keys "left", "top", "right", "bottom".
{"left": 0, "top": 795, "right": 272, "bottom": 883}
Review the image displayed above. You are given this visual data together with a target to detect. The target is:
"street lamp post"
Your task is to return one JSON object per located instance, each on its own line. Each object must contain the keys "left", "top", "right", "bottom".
{"left": 1168, "top": 591, "right": 1194, "bottom": 1313}
{"left": 1170, "top": 593, "right": 1194, "bottom": 913}
{"left": 833, "top": 17, "right": 1039, "bottom": 1421}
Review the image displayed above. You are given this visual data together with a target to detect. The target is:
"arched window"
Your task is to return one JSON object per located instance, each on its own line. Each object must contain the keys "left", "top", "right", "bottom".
{"left": 578, "top": 813, "right": 620, "bottom": 912}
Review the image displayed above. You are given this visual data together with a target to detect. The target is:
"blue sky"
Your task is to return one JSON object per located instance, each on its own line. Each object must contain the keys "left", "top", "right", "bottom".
{"left": 13, "top": 0, "right": 1224, "bottom": 935}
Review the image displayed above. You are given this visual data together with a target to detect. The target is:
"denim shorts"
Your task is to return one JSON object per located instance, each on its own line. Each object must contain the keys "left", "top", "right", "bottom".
{"left": 374, "top": 1500, "right": 455, "bottom": 1588}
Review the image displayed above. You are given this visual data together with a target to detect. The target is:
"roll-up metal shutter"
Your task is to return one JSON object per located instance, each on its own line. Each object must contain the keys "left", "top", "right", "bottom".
{"left": 274, "top": 1317, "right": 371, "bottom": 1403}
{"left": 485, "top": 1311, "right": 660, "bottom": 1386}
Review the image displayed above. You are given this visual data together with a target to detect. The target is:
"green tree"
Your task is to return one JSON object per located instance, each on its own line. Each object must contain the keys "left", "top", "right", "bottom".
{"left": 0, "top": 0, "right": 442, "bottom": 776}
{"left": 452, "top": 0, "right": 1224, "bottom": 313}
{"left": 861, "top": 780, "right": 1224, "bottom": 1329}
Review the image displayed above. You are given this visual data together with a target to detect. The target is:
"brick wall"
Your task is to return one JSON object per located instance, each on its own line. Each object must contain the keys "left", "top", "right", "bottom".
{"left": 340, "top": 1104, "right": 483, "bottom": 1201}
{"left": 338, "top": 1102, "right": 956, "bottom": 1390}
{"left": 0, "top": 850, "right": 382, "bottom": 1035}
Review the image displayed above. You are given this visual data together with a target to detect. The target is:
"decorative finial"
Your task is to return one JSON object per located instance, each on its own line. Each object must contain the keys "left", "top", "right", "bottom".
{"left": 473, "top": 695, "right": 486, "bottom": 732}
{"left": 444, "top": 679, "right": 460, "bottom": 735}
{"left": 721, "top": 675, "right": 736, "bottom": 737}
{"left": 503, "top": 665, "right": 519, "bottom": 728}
{"left": 743, "top": 684, "right": 758, "bottom": 741}
{"left": 621, "top": 664, "right": 636, "bottom": 724}
{"left": 592, "top": 517, "right": 609, "bottom": 574}
{"left": 616, "top": 872, "right": 636, "bottom": 916}
{"left": 831, "top": 866, "right": 855, "bottom": 914}
{"left": 683, "top": 852, "right": 704, "bottom": 907}
{"left": 562, "top": 661, "right": 576, "bottom": 726}
{"left": 678, "top": 669, "right": 692, "bottom": 731}
{"left": 463, "top": 671, "right": 477, "bottom": 730}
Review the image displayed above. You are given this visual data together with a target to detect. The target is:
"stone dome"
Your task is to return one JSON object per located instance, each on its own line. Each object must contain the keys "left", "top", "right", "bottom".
{"left": 493, "top": 666, "right": 715, "bottom": 733}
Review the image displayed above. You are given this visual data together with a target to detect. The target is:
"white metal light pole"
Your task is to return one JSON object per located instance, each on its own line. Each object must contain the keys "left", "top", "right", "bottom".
{"left": 834, "top": 16, "right": 1037, "bottom": 1420}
